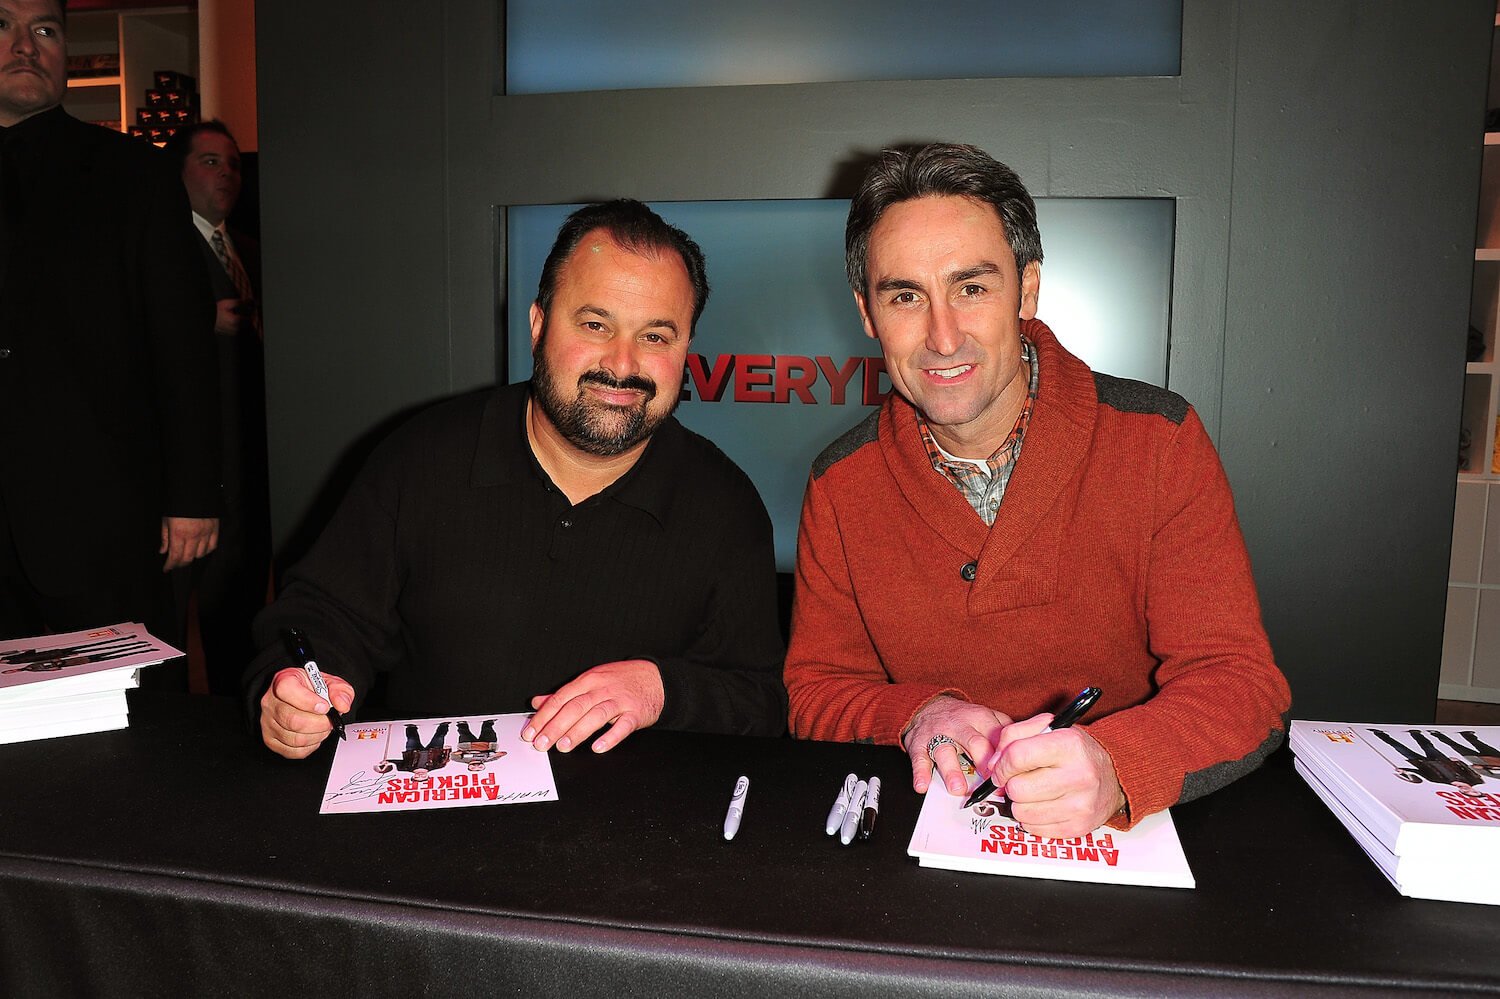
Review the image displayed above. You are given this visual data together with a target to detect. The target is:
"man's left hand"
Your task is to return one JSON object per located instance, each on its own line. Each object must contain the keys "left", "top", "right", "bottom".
{"left": 984, "top": 713, "right": 1126, "bottom": 838}
{"left": 160, "top": 516, "right": 220, "bottom": 571}
{"left": 522, "top": 659, "right": 664, "bottom": 754}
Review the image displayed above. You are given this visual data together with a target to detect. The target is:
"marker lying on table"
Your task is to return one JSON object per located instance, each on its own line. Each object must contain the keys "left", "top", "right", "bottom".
{"left": 839, "top": 779, "right": 868, "bottom": 845}
{"left": 962, "top": 686, "right": 1102, "bottom": 809}
{"left": 859, "top": 776, "right": 881, "bottom": 840}
{"left": 724, "top": 775, "right": 750, "bottom": 840}
{"left": 825, "top": 773, "right": 859, "bottom": 835}
{"left": 284, "top": 628, "right": 346, "bottom": 740}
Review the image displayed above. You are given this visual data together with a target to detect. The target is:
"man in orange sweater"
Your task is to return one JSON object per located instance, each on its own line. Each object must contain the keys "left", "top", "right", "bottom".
{"left": 785, "top": 144, "right": 1290, "bottom": 837}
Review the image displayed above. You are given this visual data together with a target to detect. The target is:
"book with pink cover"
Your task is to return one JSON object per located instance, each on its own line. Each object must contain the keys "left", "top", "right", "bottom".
{"left": 1289, "top": 721, "right": 1500, "bottom": 857}
{"left": 907, "top": 772, "right": 1194, "bottom": 888}
{"left": 0, "top": 623, "right": 179, "bottom": 697}
{"left": 320, "top": 713, "right": 557, "bottom": 815}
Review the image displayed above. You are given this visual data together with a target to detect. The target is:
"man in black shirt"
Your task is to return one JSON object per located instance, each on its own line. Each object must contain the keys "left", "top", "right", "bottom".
{"left": 252, "top": 200, "right": 787, "bottom": 759}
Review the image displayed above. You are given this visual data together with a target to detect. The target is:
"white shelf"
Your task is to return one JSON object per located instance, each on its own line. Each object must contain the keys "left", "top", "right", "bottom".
{"left": 60, "top": 9, "right": 195, "bottom": 135}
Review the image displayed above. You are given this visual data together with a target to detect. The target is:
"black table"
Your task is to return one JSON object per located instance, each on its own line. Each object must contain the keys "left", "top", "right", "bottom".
{"left": 0, "top": 693, "right": 1496, "bottom": 997}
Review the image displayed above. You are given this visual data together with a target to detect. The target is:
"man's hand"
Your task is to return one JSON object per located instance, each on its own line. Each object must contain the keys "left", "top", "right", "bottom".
{"left": 522, "top": 659, "right": 664, "bottom": 754}
{"left": 259, "top": 666, "right": 355, "bottom": 760}
{"left": 984, "top": 713, "right": 1126, "bottom": 838}
{"left": 214, "top": 298, "right": 249, "bottom": 335}
{"left": 160, "top": 516, "right": 219, "bottom": 571}
{"left": 902, "top": 695, "right": 1012, "bottom": 797}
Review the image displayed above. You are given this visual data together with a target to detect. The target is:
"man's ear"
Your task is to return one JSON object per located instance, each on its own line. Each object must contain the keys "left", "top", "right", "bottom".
{"left": 1019, "top": 261, "right": 1041, "bottom": 320}
{"left": 855, "top": 291, "right": 879, "bottom": 341}
{"left": 529, "top": 302, "right": 545, "bottom": 351}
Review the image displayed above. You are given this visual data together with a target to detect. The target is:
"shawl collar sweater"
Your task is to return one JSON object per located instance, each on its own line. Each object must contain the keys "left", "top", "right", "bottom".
{"left": 786, "top": 320, "right": 1290, "bottom": 824}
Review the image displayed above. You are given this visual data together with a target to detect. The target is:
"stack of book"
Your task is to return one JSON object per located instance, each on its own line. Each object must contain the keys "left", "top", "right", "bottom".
{"left": 0, "top": 624, "right": 180, "bottom": 745}
{"left": 907, "top": 770, "right": 1195, "bottom": 889}
{"left": 1290, "top": 720, "right": 1500, "bottom": 905}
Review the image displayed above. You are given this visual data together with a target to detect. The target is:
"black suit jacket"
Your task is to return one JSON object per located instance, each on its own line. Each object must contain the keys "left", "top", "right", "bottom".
{"left": 0, "top": 107, "right": 218, "bottom": 595}
{"left": 194, "top": 225, "right": 269, "bottom": 546}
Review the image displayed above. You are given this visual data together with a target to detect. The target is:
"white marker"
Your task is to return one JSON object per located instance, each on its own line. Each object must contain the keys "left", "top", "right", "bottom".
{"left": 825, "top": 773, "right": 859, "bottom": 835}
{"left": 723, "top": 775, "right": 750, "bottom": 840}
{"left": 839, "top": 780, "right": 868, "bottom": 845}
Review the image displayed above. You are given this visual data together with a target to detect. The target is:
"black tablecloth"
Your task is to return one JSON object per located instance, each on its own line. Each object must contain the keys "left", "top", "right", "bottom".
{"left": 0, "top": 692, "right": 1496, "bottom": 997}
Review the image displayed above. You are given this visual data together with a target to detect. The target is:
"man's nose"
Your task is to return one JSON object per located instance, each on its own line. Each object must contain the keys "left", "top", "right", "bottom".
{"left": 600, "top": 336, "right": 642, "bottom": 377}
{"left": 926, "top": 300, "right": 964, "bottom": 356}
{"left": 11, "top": 27, "right": 38, "bottom": 57}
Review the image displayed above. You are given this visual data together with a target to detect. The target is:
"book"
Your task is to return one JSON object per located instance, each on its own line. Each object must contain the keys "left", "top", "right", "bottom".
{"left": 906, "top": 771, "right": 1195, "bottom": 889}
{"left": 0, "top": 624, "right": 179, "bottom": 744}
{"left": 0, "top": 623, "right": 179, "bottom": 696}
{"left": 320, "top": 713, "right": 558, "bottom": 815}
{"left": 1295, "top": 759, "right": 1500, "bottom": 905}
{"left": 1290, "top": 721, "right": 1500, "bottom": 904}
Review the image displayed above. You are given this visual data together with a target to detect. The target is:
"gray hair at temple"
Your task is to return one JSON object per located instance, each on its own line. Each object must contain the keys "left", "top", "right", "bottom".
{"left": 844, "top": 143, "right": 1044, "bottom": 295}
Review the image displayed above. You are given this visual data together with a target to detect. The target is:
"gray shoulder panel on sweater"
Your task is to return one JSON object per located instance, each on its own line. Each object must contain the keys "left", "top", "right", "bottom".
{"left": 1093, "top": 372, "right": 1189, "bottom": 426}
{"left": 811, "top": 409, "right": 881, "bottom": 480}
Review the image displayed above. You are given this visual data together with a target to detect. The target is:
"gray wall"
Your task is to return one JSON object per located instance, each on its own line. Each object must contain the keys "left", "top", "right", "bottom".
{"left": 256, "top": 0, "right": 1490, "bottom": 721}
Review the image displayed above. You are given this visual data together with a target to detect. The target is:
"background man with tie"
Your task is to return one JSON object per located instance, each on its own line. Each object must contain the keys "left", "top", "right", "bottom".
{"left": 166, "top": 120, "right": 270, "bottom": 693}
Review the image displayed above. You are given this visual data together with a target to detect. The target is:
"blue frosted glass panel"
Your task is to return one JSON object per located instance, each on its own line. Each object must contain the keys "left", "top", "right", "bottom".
{"left": 507, "top": 197, "right": 1173, "bottom": 569}
{"left": 507, "top": 1, "right": 1181, "bottom": 94}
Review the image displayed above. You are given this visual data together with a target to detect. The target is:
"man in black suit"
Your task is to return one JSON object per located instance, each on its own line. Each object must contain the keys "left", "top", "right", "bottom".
{"left": 165, "top": 120, "right": 271, "bottom": 693}
{"left": 0, "top": 0, "right": 219, "bottom": 647}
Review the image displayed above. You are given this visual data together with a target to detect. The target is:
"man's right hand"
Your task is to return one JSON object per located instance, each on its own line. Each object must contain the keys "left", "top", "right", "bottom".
{"left": 214, "top": 298, "right": 248, "bottom": 335}
{"left": 259, "top": 666, "right": 355, "bottom": 759}
{"left": 901, "top": 695, "right": 1012, "bottom": 797}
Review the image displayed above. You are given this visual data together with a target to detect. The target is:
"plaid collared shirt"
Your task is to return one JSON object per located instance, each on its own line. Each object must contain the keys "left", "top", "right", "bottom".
{"left": 917, "top": 337, "right": 1038, "bottom": 526}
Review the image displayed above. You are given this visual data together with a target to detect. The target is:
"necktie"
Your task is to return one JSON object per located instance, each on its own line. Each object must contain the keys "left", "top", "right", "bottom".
{"left": 210, "top": 228, "right": 259, "bottom": 335}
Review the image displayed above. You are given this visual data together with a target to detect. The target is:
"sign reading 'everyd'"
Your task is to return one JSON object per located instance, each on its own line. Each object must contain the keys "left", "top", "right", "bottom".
{"left": 680, "top": 354, "right": 889, "bottom": 406}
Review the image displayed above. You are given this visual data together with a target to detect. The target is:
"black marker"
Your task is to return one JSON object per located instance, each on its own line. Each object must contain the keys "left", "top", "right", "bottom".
{"left": 859, "top": 776, "right": 881, "bottom": 840}
{"left": 284, "top": 628, "right": 346, "bottom": 740}
{"left": 962, "top": 686, "right": 1102, "bottom": 809}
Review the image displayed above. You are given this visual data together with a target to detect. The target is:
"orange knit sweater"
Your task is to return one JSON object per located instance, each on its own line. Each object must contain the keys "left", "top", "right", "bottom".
{"left": 785, "top": 321, "right": 1291, "bottom": 825}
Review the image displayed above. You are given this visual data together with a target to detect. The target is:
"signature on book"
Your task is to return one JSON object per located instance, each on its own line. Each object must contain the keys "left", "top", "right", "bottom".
{"left": 324, "top": 770, "right": 382, "bottom": 804}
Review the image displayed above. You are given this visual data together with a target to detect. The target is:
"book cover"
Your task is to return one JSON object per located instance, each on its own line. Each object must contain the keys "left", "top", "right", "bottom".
{"left": 906, "top": 772, "right": 1194, "bottom": 889}
{"left": 1289, "top": 721, "right": 1500, "bottom": 856}
{"left": 320, "top": 713, "right": 558, "bottom": 815}
{"left": 0, "top": 623, "right": 178, "bottom": 696}
{"left": 1295, "top": 759, "right": 1500, "bottom": 905}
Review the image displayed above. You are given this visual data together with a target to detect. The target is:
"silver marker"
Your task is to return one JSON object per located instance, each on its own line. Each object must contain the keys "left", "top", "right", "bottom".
{"left": 825, "top": 773, "right": 858, "bottom": 835}
{"left": 839, "top": 780, "right": 868, "bottom": 845}
{"left": 723, "top": 775, "right": 750, "bottom": 840}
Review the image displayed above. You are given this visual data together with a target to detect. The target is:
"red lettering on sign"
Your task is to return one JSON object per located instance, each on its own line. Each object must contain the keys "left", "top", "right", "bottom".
{"left": 774, "top": 356, "right": 818, "bottom": 404}
{"left": 734, "top": 354, "right": 774, "bottom": 403}
{"left": 816, "top": 356, "right": 863, "bottom": 405}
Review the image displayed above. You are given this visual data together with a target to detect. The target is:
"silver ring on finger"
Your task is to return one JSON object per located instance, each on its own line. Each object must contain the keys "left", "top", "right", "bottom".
{"left": 926, "top": 733, "right": 958, "bottom": 759}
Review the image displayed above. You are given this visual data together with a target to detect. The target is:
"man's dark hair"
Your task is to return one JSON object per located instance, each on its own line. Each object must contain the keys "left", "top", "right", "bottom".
{"left": 844, "top": 143, "right": 1043, "bottom": 295}
{"left": 535, "top": 199, "right": 710, "bottom": 333}
{"left": 162, "top": 119, "right": 236, "bottom": 174}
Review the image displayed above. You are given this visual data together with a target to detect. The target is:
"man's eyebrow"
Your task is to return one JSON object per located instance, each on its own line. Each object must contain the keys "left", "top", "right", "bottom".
{"left": 872, "top": 263, "right": 1003, "bottom": 295}
{"left": 574, "top": 305, "right": 679, "bottom": 335}
{"left": 948, "top": 263, "right": 1002, "bottom": 284}
{"left": 872, "top": 277, "right": 924, "bottom": 294}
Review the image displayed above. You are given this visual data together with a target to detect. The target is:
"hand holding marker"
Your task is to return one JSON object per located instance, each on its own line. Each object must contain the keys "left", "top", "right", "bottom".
{"left": 962, "top": 686, "right": 1102, "bottom": 809}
